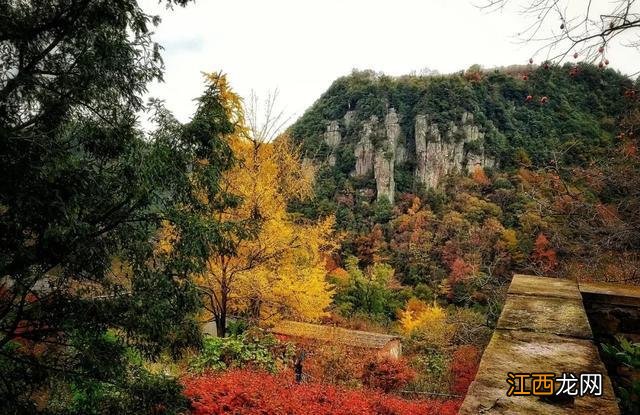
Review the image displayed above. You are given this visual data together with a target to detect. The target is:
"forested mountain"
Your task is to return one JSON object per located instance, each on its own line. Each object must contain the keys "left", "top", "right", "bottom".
{"left": 288, "top": 64, "right": 639, "bottom": 315}
{"left": 292, "top": 64, "right": 633, "bottom": 205}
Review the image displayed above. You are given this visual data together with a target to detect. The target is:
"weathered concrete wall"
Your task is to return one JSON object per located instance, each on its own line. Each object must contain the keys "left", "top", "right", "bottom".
{"left": 459, "top": 275, "right": 620, "bottom": 414}
{"left": 579, "top": 281, "right": 640, "bottom": 339}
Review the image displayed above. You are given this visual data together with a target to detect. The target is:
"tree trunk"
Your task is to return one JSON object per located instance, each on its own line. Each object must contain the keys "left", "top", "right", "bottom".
{"left": 215, "top": 313, "right": 226, "bottom": 337}
{"left": 216, "top": 289, "right": 228, "bottom": 337}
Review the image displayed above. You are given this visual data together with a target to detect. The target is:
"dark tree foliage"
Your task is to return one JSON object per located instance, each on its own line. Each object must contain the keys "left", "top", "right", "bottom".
{"left": 0, "top": 1, "right": 239, "bottom": 414}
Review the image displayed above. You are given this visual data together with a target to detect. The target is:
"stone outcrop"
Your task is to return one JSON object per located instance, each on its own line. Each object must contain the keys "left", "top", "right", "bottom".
{"left": 373, "top": 109, "right": 400, "bottom": 203}
{"left": 323, "top": 120, "right": 341, "bottom": 166}
{"left": 324, "top": 120, "right": 341, "bottom": 147}
{"left": 344, "top": 110, "right": 356, "bottom": 129}
{"left": 414, "top": 111, "right": 493, "bottom": 189}
{"left": 467, "top": 152, "right": 495, "bottom": 174}
{"left": 354, "top": 116, "right": 376, "bottom": 176}
{"left": 336, "top": 109, "right": 495, "bottom": 203}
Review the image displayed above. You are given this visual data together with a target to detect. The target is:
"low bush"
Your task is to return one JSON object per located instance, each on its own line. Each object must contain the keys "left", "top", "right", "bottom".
{"left": 406, "top": 350, "right": 452, "bottom": 394}
{"left": 450, "top": 345, "right": 480, "bottom": 395}
{"left": 189, "top": 330, "right": 293, "bottom": 373}
{"left": 361, "top": 357, "right": 416, "bottom": 393}
{"left": 304, "top": 342, "right": 371, "bottom": 387}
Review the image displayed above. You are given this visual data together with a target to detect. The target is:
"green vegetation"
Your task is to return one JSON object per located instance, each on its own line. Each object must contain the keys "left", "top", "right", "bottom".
{"left": 603, "top": 336, "right": 640, "bottom": 414}
{"left": 290, "top": 64, "right": 640, "bottom": 401}
{"left": 292, "top": 66, "right": 631, "bottom": 167}
{"left": 0, "top": 1, "right": 237, "bottom": 413}
{"left": 189, "top": 331, "right": 293, "bottom": 374}
{"left": 289, "top": 66, "right": 635, "bottom": 224}
{"left": 330, "top": 257, "right": 405, "bottom": 321}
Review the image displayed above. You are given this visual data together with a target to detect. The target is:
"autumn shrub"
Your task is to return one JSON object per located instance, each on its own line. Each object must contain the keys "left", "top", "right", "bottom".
{"left": 531, "top": 233, "right": 558, "bottom": 274}
{"left": 471, "top": 167, "right": 491, "bottom": 186}
{"left": 399, "top": 300, "right": 453, "bottom": 352}
{"left": 448, "top": 307, "right": 491, "bottom": 347}
{"left": 182, "top": 369, "right": 461, "bottom": 415}
{"left": 407, "top": 350, "right": 452, "bottom": 394}
{"left": 361, "top": 357, "right": 416, "bottom": 392}
{"left": 189, "top": 330, "right": 293, "bottom": 373}
{"left": 450, "top": 345, "right": 480, "bottom": 395}
{"left": 304, "top": 341, "right": 373, "bottom": 387}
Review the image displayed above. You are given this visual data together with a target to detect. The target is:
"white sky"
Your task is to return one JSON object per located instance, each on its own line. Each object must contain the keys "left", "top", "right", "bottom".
{"left": 139, "top": 0, "right": 639, "bottom": 127}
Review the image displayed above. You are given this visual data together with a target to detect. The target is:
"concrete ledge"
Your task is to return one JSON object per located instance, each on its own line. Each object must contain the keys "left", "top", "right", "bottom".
{"left": 460, "top": 275, "right": 620, "bottom": 414}
{"left": 508, "top": 275, "right": 582, "bottom": 300}
{"left": 497, "top": 294, "right": 592, "bottom": 340}
{"left": 579, "top": 281, "right": 640, "bottom": 307}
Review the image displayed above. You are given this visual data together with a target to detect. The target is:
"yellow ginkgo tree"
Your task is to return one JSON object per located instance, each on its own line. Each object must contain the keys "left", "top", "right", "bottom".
{"left": 191, "top": 75, "right": 336, "bottom": 336}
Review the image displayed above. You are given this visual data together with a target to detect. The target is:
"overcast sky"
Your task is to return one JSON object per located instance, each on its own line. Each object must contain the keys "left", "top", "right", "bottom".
{"left": 139, "top": 0, "right": 638, "bottom": 128}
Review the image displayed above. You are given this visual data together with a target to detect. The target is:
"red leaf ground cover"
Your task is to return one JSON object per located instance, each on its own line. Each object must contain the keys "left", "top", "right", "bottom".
{"left": 450, "top": 345, "right": 480, "bottom": 395}
{"left": 183, "top": 370, "right": 461, "bottom": 415}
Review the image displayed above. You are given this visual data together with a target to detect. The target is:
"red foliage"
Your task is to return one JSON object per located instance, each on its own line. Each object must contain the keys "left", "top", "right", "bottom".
{"left": 450, "top": 345, "right": 480, "bottom": 395}
{"left": 622, "top": 139, "right": 637, "bottom": 157}
{"left": 323, "top": 254, "right": 340, "bottom": 273}
{"left": 183, "top": 370, "right": 460, "bottom": 415}
{"left": 440, "top": 240, "right": 462, "bottom": 269}
{"left": 623, "top": 88, "right": 637, "bottom": 99}
{"left": 336, "top": 192, "right": 355, "bottom": 207}
{"left": 449, "top": 257, "right": 474, "bottom": 284}
{"left": 361, "top": 357, "right": 416, "bottom": 393}
{"left": 532, "top": 233, "right": 558, "bottom": 273}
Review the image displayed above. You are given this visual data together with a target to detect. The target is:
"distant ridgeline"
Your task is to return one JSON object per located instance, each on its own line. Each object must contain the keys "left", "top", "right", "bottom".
{"left": 289, "top": 64, "right": 634, "bottom": 209}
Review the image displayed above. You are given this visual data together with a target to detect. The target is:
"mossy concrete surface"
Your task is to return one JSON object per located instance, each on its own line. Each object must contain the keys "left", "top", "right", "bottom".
{"left": 508, "top": 274, "right": 582, "bottom": 300}
{"left": 459, "top": 275, "right": 620, "bottom": 414}
{"left": 497, "top": 295, "right": 592, "bottom": 339}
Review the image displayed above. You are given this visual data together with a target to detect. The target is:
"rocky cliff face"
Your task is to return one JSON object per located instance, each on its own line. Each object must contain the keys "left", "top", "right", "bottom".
{"left": 373, "top": 109, "right": 400, "bottom": 203}
{"left": 323, "top": 120, "right": 342, "bottom": 166}
{"left": 292, "top": 66, "right": 632, "bottom": 207}
{"left": 326, "top": 108, "right": 494, "bottom": 202}
{"left": 414, "top": 112, "right": 494, "bottom": 189}
{"left": 354, "top": 116, "right": 375, "bottom": 176}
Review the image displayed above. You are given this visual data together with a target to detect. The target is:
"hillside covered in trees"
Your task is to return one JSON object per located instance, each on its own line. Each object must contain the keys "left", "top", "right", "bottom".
{"left": 292, "top": 65, "right": 634, "bottom": 204}
{"left": 284, "top": 65, "right": 640, "bottom": 411}
{"left": 284, "top": 64, "right": 640, "bottom": 335}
